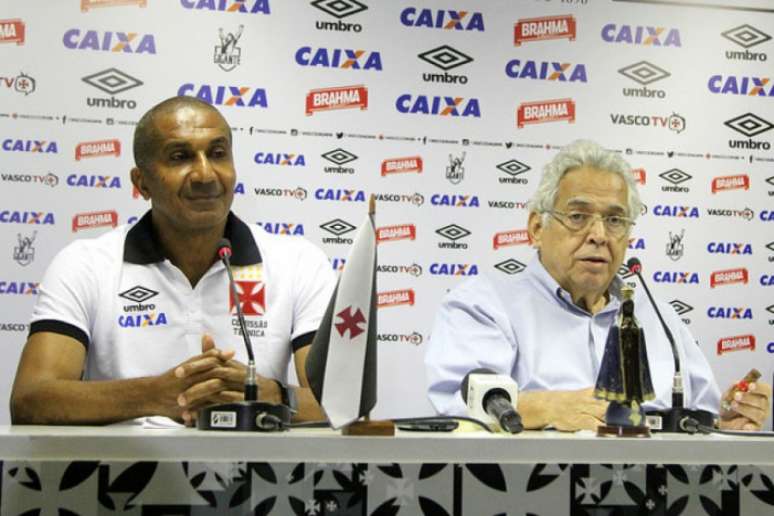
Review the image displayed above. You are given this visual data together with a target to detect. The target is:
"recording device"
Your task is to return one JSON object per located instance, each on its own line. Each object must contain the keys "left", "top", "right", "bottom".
{"left": 461, "top": 368, "right": 523, "bottom": 433}
{"left": 626, "top": 257, "right": 715, "bottom": 433}
{"left": 197, "top": 238, "right": 294, "bottom": 432}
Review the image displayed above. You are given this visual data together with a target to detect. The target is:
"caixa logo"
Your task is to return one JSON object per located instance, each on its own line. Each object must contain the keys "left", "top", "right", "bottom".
{"left": 1, "top": 139, "right": 57, "bottom": 154}
{"left": 178, "top": 83, "right": 267, "bottom": 108}
{"left": 254, "top": 152, "right": 306, "bottom": 166}
{"left": 0, "top": 211, "right": 55, "bottom": 225}
{"left": 759, "top": 274, "right": 774, "bottom": 286}
{"left": 760, "top": 210, "right": 774, "bottom": 222}
{"left": 653, "top": 205, "right": 699, "bottom": 218}
{"left": 118, "top": 312, "right": 168, "bottom": 328}
{"left": 63, "top": 29, "right": 156, "bottom": 54}
{"left": 400, "top": 7, "right": 484, "bottom": 31}
{"left": 708, "top": 75, "right": 774, "bottom": 97}
{"left": 601, "top": 24, "right": 681, "bottom": 47}
{"left": 0, "top": 281, "right": 38, "bottom": 295}
{"left": 66, "top": 174, "right": 121, "bottom": 188}
{"left": 429, "top": 263, "right": 478, "bottom": 276}
{"left": 256, "top": 222, "right": 304, "bottom": 235}
{"left": 707, "top": 306, "right": 752, "bottom": 320}
{"left": 295, "top": 47, "right": 382, "bottom": 71}
{"left": 396, "top": 94, "right": 481, "bottom": 117}
{"left": 314, "top": 188, "right": 366, "bottom": 202}
{"left": 628, "top": 237, "right": 645, "bottom": 250}
{"left": 707, "top": 242, "right": 752, "bottom": 255}
{"left": 505, "top": 60, "right": 587, "bottom": 83}
{"left": 430, "top": 194, "right": 479, "bottom": 207}
{"left": 180, "top": 0, "right": 271, "bottom": 14}
{"left": 652, "top": 271, "right": 699, "bottom": 284}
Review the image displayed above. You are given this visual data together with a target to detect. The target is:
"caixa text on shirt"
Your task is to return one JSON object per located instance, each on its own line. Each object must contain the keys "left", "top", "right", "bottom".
{"left": 118, "top": 313, "right": 168, "bottom": 328}
{"left": 232, "top": 318, "right": 266, "bottom": 338}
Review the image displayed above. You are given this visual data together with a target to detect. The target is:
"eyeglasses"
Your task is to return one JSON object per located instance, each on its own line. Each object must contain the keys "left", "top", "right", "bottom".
{"left": 545, "top": 210, "right": 635, "bottom": 239}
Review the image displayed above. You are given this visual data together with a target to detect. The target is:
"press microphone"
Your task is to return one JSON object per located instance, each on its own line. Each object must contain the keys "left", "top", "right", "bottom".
{"left": 626, "top": 257, "right": 715, "bottom": 432}
{"left": 461, "top": 368, "right": 523, "bottom": 433}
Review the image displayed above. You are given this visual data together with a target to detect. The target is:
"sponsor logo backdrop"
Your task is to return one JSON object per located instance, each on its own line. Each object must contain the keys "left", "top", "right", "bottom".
{"left": 0, "top": 0, "right": 772, "bottom": 425}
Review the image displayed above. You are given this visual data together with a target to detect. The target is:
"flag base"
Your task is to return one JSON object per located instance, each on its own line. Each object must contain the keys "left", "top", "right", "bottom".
{"left": 342, "top": 419, "right": 395, "bottom": 436}
{"left": 197, "top": 401, "right": 292, "bottom": 432}
{"left": 597, "top": 424, "right": 651, "bottom": 438}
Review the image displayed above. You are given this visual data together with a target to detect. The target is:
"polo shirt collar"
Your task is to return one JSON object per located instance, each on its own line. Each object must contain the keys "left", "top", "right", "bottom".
{"left": 123, "top": 210, "right": 261, "bottom": 266}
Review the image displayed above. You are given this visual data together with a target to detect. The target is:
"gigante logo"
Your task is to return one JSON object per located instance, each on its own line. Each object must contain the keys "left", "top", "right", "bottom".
{"left": 396, "top": 94, "right": 480, "bottom": 117}
{"left": 311, "top": 0, "right": 368, "bottom": 32}
{"left": 82, "top": 68, "right": 143, "bottom": 110}
{"left": 505, "top": 60, "right": 587, "bottom": 83}
{"left": 63, "top": 29, "right": 156, "bottom": 54}
{"left": 1, "top": 139, "right": 57, "bottom": 154}
{"left": 295, "top": 47, "right": 382, "bottom": 71}
{"left": 418, "top": 45, "right": 473, "bottom": 85}
{"left": 66, "top": 174, "right": 122, "bottom": 188}
{"left": 724, "top": 112, "right": 773, "bottom": 150}
{"left": 721, "top": 24, "right": 770, "bottom": 62}
{"left": 708, "top": 75, "right": 774, "bottom": 97}
{"left": 180, "top": 0, "right": 271, "bottom": 14}
{"left": 254, "top": 152, "right": 305, "bottom": 166}
{"left": 178, "top": 84, "right": 267, "bottom": 107}
{"left": 618, "top": 61, "right": 670, "bottom": 98}
{"left": 601, "top": 24, "right": 681, "bottom": 47}
{"left": 400, "top": 7, "right": 484, "bottom": 31}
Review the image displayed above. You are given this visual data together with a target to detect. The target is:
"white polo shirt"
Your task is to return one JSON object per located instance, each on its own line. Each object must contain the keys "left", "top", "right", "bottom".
{"left": 30, "top": 211, "right": 336, "bottom": 383}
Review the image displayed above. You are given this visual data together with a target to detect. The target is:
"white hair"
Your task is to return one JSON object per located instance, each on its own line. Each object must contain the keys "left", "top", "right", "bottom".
{"left": 527, "top": 140, "right": 643, "bottom": 221}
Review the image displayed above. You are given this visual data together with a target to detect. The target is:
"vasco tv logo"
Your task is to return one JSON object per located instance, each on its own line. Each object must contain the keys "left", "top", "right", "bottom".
{"left": 63, "top": 29, "right": 156, "bottom": 54}
{"left": 505, "top": 60, "right": 587, "bottom": 83}
{"left": 708, "top": 75, "right": 774, "bottom": 97}
{"left": 618, "top": 61, "right": 669, "bottom": 99}
{"left": 1, "top": 139, "right": 58, "bottom": 154}
{"left": 1, "top": 71, "right": 35, "bottom": 96}
{"left": 1, "top": 172, "right": 58, "bottom": 187}
{"left": 82, "top": 68, "right": 143, "bottom": 110}
{"left": 722, "top": 24, "right": 770, "bottom": 62}
{"left": 312, "top": 0, "right": 367, "bottom": 33}
{"left": 724, "top": 113, "right": 773, "bottom": 151}
{"left": 254, "top": 186, "right": 307, "bottom": 201}
{"left": 296, "top": 47, "right": 382, "bottom": 71}
{"left": 178, "top": 83, "right": 268, "bottom": 108}
{"left": 400, "top": 7, "right": 484, "bottom": 31}
{"left": 609, "top": 112, "right": 685, "bottom": 133}
{"left": 181, "top": 0, "right": 270, "bottom": 14}
{"left": 418, "top": 45, "right": 473, "bottom": 85}
{"left": 254, "top": 152, "right": 306, "bottom": 166}
{"left": 396, "top": 94, "right": 480, "bottom": 117}
{"left": 601, "top": 24, "right": 681, "bottom": 47}
{"left": 256, "top": 222, "right": 304, "bottom": 235}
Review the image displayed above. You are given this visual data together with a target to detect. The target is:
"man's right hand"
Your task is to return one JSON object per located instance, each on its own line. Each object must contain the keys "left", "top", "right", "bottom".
{"left": 517, "top": 387, "right": 608, "bottom": 432}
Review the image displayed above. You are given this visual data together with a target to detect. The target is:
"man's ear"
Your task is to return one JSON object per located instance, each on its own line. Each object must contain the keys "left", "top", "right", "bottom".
{"left": 527, "top": 211, "right": 543, "bottom": 249}
{"left": 130, "top": 167, "right": 150, "bottom": 200}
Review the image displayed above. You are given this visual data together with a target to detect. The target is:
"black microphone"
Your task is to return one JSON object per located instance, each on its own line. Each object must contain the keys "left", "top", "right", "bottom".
{"left": 461, "top": 368, "right": 523, "bottom": 433}
{"left": 626, "top": 257, "right": 715, "bottom": 432}
{"left": 218, "top": 238, "right": 257, "bottom": 401}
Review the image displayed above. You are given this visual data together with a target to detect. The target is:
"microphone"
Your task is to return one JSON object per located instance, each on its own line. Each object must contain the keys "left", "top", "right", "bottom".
{"left": 461, "top": 368, "right": 523, "bottom": 433}
{"left": 626, "top": 257, "right": 715, "bottom": 432}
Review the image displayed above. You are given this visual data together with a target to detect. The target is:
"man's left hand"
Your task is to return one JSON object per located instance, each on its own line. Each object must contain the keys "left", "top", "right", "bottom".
{"left": 719, "top": 381, "right": 772, "bottom": 431}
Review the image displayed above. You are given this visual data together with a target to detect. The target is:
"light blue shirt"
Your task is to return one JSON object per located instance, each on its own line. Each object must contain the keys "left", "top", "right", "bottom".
{"left": 425, "top": 256, "right": 720, "bottom": 416}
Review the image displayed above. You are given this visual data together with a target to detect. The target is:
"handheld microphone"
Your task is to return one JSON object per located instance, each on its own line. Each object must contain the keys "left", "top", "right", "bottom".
{"left": 461, "top": 368, "right": 523, "bottom": 433}
{"left": 626, "top": 257, "right": 715, "bottom": 432}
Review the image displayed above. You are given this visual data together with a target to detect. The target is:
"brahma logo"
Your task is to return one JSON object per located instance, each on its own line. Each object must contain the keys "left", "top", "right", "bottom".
{"left": 377, "top": 289, "right": 415, "bottom": 308}
{"left": 418, "top": 45, "right": 472, "bottom": 84}
{"left": 381, "top": 156, "right": 422, "bottom": 176}
{"left": 254, "top": 152, "right": 306, "bottom": 166}
{"left": 436, "top": 224, "right": 470, "bottom": 250}
{"left": 1, "top": 139, "right": 58, "bottom": 154}
{"left": 0, "top": 173, "right": 58, "bottom": 187}
{"left": 514, "top": 15, "right": 575, "bottom": 45}
{"left": 373, "top": 193, "right": 424, "bottom": 206}
{"left": 254, "top": 186, "right": 307, "bottom": 201}
{"left": 496, "top": 160, "right": 530, "bottom": 185}
{"left": 0, "top": 281, "right": 39, "bottom": 295}
{"left": 229, "top": 281, "right": 265, "bottom": 315}
{"left": 601, "top": 24, "right": 681, "bottom": 47}
{"left": 72, "top": 210, "right": 117, "bottom": 232}
{"left": 400, "top": 7, "right": 484, "bottom": 31}
{"left": 82, "top": 68, "right": 143, "bottom": 110}
{"left": 494, "top": 258, "right": 526, "bottom": 275}
{"left": 717, "top": 335, "right": 755, "bottom": 355}
{"left": 66, "top": 175, "right": 121, "bottom": 188}
{"left": 314, "top": 188, "right": 365, "bottom": 202}
{"left": 652, "top": 205, "right": 699, "bottom": 218}
{"left": 710, "top": 268, "right": 748, "bottom": 288}
{"left": 179, "top": 83, "right": 267, "bottom": 108}
{"left": 430, "top": 263, "right": 478, "bottom": 276}
{"left": 377, "top": 263, "right": 422, "bottom": 277}
{"left": 430, "top": 194, "right": 479, "bottom": 207}
{"left": 295, "top": 47, "right": 382, "bottom": 71}
{"left": 708, "top": 242, "right": 752, "bottom": 255}
{"left": 618, "top": 61, "right": 669, "bottom": 98}
{"left": 707, "top": 306, "right": 752, "bottom": 320}
{"left": 75, "top": 139, "right": 121, "bottom": 160}
{"left": 517, "top": 98, "right": 575, "bottom": 128}
{"left": 609, "top": 112, "right": 685, "bottom": 133}
{"left": 712, "top": 174, "right": 749, "bottom": 193}
{"left": 652, "top": 271, "right": 699, "bottom": 284}
{"left": 377, "top": 332, "right": 423, "bottom": 346}
{"left": 493, "top": 229, "right": 529, "bottom": 250}
{"left": 63, "top": 29, "right": 156, "bottom": 54}
{"left": 659, "top": 169, "right": 691, "bottom": 192}
{"left": 722, "top": 24, "right": 770, "bottom": 62}
{"left": 181, "top": 0, "right": 270, "bottom": 13}
{"left": 256, "top": 222, "right": 304, "bottom": 235}
{"left": 0, "top": 19, "right": 25, "bottom": 45}
{"left": 322, "top": 148, "right": 357, "bottom": 174}
{"left": 0, "top": 211, "right": 55, "bottom": 225}
{"left": 396, "top": 94, "right": 481, "bottom": 117}
{"left": 81, "top": 0, "right": 147, "bottom": 11}
{"left": 306, "top": 85, "right": 367, "bottom": 115}
{"left": 312, "top": 0, "right": 367, "bottom": 33}
{"left": 706, "top": 207, "right": 754, "bottom": 220}
{"left": 118, "top": 312, "right": 168, "bottom": 328}
{"left": 708, "top": 75, "right": 774, "bottom": 97}
{"left": 724, "top": 113, "right": 773, "bottom": 150}
{"left": 632, "top": 169, "right": 646, "bottom": 185}
{"left": 376, "top": 224, "right": 416, "bottom": 243}
{"left": 320, "top": 218, "right": 356, "bottom": 245}
{"left": 505, "top": 60, "right": 587, "bottom": 83}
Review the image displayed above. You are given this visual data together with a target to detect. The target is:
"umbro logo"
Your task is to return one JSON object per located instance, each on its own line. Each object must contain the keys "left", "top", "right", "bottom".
{"left": 119, "top": 285, "right": 158, "bottom": 303}
{"left": 417, "top": 45, "right": 473, "bottom": 71}
{"left": 494, "top": 259, "right": 525, "bottom": 275}
{"left": 436, "top": 224, "right": 470, "bottom": 241}
{"left": 82, "top": 68, "right": 143, "bottom": 95}
{"left": 320, "top": 218, "right": 356, "bottom": 236}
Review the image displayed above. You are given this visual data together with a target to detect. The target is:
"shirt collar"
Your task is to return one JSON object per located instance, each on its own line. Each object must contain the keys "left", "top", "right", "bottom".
{"left": 123, "top": 210, "right": 262, "bottom": 266}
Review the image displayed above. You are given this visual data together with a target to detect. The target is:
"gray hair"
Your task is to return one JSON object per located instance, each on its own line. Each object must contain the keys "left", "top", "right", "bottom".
{"left": 527, "top": 140, "right": 643, "bottom": 221}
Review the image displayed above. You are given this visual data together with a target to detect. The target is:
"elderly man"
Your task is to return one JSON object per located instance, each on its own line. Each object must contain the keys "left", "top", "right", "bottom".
{"left": 426, "top": 140, "right": 771, "bottom": 431}
{"left": 11, "top": 96, "right": 335, "bottom": 424}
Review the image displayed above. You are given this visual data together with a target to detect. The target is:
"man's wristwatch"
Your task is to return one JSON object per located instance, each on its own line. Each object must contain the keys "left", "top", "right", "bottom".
{"left": 274, "top": 380, "right": 297, "bottom": 413}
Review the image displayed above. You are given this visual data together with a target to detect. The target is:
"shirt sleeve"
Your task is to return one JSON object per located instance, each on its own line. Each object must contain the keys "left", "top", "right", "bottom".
{"left": 424, "top": 275, "right": 517, "bottom": 416}
{"left": 290, "top": 238, "right": 336, "bottom": 341}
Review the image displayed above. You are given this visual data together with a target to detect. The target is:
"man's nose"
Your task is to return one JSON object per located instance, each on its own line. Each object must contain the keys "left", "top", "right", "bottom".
{"left": 191, "top": 152, "right": 216, "bottom": 182}
{"left": 586, "top": 216, "right": 608, "bottom": 243}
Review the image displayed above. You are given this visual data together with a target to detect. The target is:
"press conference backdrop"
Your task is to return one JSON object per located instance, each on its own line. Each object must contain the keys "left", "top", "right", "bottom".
{"left": 0, "top": 0, "right": 772, "bottom": 426}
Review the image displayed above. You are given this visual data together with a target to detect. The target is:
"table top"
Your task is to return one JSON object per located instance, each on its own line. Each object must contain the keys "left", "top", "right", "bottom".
{"left": 2, "top": 424, "right": 773, "bottom": 464}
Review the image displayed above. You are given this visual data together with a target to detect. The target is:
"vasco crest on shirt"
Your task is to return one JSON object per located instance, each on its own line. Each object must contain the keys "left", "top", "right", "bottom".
{"left": 229, "top": 264, "right": 267, "bottom": 338}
